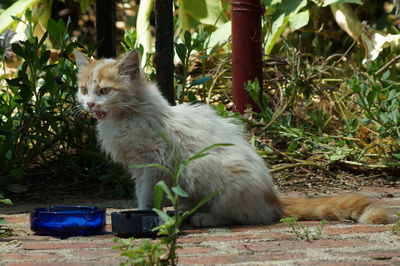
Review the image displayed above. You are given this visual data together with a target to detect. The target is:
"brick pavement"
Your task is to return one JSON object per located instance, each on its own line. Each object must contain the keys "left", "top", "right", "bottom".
{"left": 1, "top": 188, "right": 399, "bottom": 265}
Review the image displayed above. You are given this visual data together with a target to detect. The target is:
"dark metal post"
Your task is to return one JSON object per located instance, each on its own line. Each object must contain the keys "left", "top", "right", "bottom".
{"left": 231, "top": 0, "right": 264, "bottom": 114}
{"left": 96, "top": 0, "right": 116, "bottom": 58}
{"left": 154, "top": 0, "right": 175, "bottom": 105}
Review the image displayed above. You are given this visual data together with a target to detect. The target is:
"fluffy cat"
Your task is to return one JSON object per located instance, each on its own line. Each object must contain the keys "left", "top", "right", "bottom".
{"left": 73, "top": 49, "right": 391, "bottom": 227}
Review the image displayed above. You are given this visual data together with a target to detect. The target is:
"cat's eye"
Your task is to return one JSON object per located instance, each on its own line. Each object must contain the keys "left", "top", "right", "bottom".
{"left": 99, "top": 87, "right": 112, "bottom": 95}
{"left": 80, "top": 86, "right": 88, "bottom": 95}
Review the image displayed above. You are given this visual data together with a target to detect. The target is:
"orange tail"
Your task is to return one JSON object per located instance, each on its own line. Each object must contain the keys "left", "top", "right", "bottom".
{"left": 280, "top": 193, "right": 391, "bottom": 224}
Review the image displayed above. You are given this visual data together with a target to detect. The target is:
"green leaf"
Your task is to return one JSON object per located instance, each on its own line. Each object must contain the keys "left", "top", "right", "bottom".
{"left": 265, "top": 13, "right": 287, "bottom": 55}
{"left": 322, "top": 0, "right": 363, "bottom": 7}
{"left": 0, "top": 198, "right": 12, "bottom": 205}
{"left": 155, "top": 181, "right": 174, "bottom": 202}
{"left": 366, "top": 91, "right": 375, "bottom": 106}
{"left": 129, "top": 163, "right": 173, "bottom": 177}
{"left": 289, "top": 10, "right": 309, "bottom": 31}
{"left": 175, "top": 163, "right": 187, "bottom": 182}
{"left": 208, "top": 21, "right": 231, "bottom": 50}
{"left": 264, "top": 0, "right": 307, "bottom": 55}
{"left": 382, "top": 70, "right": 390, "bottom": 80}
{"left": 157, "top": 131, "right": 172, "bottom": 148}
{"left": 171, "top": 186, "right": 189, "bottom": 198}
{"left": 187, "top": 143, "right": 233, "bottom": 163}
{"left": 174, "top": 74, "right": 185, "bottom": 81}
{"left": 187, "top": 91, "right": 197, "bottom": 102}
{"left": 57, "top": 18, "right": 67, "bottom": 38}
{"left": 39, "top": 50, "right": 51, "bottom": 66}
{"left": 184, "top": 31, "right": 192, "bottom": 49}
{"left": 245, "top": 79, "right": 266, "bottom": 112}
{"left": 152, "top": 208, "right": 171, "bottom": 222}
{"left": 181, "top": 0, "right": 226, "bottom": 26}
{"left": 287, "top": 140, "right": 298, "bottom": 152}
{"left": 190, "top": 76, "right": 212, "bottom": 87}
{"left": 180, "top": 190, "right": 219, "bottom": 224}
{"left": 11, "top": 43, "right": 24, "bottom": 57}
{"left": 38, "top": 31, "right": 48, "bottom": 48}
{"left": 80, "top": 0, "right": 90, "bottom": 13}
{"left": 47, "top": 19, "right": 60, "bottom": 46}
{"left": 327, "top": 149, "right": 348, "bottom": 161}
{"left": 0, "top": 0, "right": 40, "bottom": 33}
{"left": 154, "top": 184, "right": 164, "bottom": 209}
{"left": 392, "top": 153, "right": 400, "bottom": 159}
{"left": 174, "top": 43, "right": 187, "bottom": 65}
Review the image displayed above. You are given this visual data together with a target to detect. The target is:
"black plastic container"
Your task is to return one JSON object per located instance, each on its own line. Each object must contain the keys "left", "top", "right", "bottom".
{"left": 111, "top": 210, "right": 163, "bottom": 238}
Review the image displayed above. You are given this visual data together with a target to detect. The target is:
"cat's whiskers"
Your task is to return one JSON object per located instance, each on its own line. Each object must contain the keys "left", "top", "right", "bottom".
{"left": 71, "top": 105, "right": 86, "bottom": 120}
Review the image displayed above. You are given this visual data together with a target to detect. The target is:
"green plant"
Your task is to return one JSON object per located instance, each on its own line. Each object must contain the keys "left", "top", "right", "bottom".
{"left": 244, "top": 78, "right": 274, "bottom": 123}
{"left": 114, "top": 136, "right": 230, "bottom": 265}
{"left": 121, "top": 28, "right": 155, "bottom": 80}
{"left": 134, "top": 0, "right": 227, "bottom": 56}
{"left": 0, "top": 10, "right": 81, "bottom": 186}
{"left": 113, "top": 238, "right": 166, "bottom": 266}
{"left": 344, "top": 63, "right": 400, "bottom": 166}
{"left": 391, "top": 210, "right": 400, "bottom": 235}
{"left": 213, "top": 103, "right": 240, "bottom": 119}
{"left": 262, "top": 0, "right": 365, "bottom": 56}
{"left": 0, "top": 0, "right": 41, "bottom": 33}
{"left": 0, "top": 192, "right": 12, "bottom": 237}
{"left": 1, "top": 11, "right": 128, "bottom": 194}
{"left": 241, "top": 39, "right": 395, "bottom": 176}
{"left": 307, "top": 109, "right": 332, "bottom": 136}
{"left": 280, "top": 216, "right": 326, "bottom": 242}
{"left": 263, "top": 0, "right": 310, "bottom": 55}
{"left": 0, "top": 28, "right": 16, "bottom": 104}
{"left": 121, "top": 28, "right": 138, "bottom": 53}
{"left": 174, "top": 30, "right": 213, "bottom": 103}
{"left": 347, "top": 71, "right": 400, "bottom": 138}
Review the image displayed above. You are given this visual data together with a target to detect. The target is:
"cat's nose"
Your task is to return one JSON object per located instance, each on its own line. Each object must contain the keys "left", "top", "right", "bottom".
{"left": 87, "top": 102, "right": 95, "bottom": 110}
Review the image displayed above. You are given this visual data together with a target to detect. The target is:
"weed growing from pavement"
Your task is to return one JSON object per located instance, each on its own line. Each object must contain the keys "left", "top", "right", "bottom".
{"left": 113, "top": 137, "right": 229, "bottom": 265}
{"left": 0, "top": 194, "right": 12, "bottom": 237}
{"left": 113, "top": 238, "right": 166, "bottom": 266}
{"left": 280, "top": 216, "right": 326, "bottom": 242}
{"left": 391, "top": 211, "right": 400, "bottom": 235}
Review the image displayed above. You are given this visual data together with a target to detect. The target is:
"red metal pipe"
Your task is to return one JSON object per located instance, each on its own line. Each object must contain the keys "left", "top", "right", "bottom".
{"left": 231, "top": 0, "right": 264, "bottom": 114}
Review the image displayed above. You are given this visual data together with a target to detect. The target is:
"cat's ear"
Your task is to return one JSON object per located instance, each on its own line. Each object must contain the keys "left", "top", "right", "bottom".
{"left": 73, "top": 49, "right": 91, "bottom": 68}
{"left": 117, "top": 50, "right": 140, "bottom": 79}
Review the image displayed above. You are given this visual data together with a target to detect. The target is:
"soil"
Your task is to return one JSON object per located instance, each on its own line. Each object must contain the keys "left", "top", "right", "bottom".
{"left": 272, "top": 168, "right": 400, "bottom": 196}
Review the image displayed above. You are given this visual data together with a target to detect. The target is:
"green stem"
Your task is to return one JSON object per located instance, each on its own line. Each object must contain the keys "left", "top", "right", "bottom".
{"left": 342, "top": 160, "right": 399, "bottom": 169}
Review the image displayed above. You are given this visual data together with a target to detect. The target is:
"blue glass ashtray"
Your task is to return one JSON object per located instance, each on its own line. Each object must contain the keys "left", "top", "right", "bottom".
{"left": 30, "top": 206, "right": 106, "bottom": 236}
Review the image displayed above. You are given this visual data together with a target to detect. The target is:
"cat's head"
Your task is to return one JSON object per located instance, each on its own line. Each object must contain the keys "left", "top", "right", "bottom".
{"left": 73, "top": 49, "right": 143, "bottom": 121}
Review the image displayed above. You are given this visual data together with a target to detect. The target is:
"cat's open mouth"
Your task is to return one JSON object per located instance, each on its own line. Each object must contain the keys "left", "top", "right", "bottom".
{"left": 94, "top": 110, "right": 107, "bottom": 120}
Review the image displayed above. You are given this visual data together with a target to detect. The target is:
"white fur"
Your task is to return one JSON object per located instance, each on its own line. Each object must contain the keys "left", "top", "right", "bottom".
{"left": 75, "top": 51, "right": 283, "bottom": 226}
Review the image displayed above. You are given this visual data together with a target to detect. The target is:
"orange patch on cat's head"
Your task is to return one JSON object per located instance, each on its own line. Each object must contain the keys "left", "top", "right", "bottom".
{"left": 77, "top": 59, "right": 123, "bottom": 91}
{"left": 75, "top": 49, "right": 142, "bottom": 93}
{"left": 95, "top": 61, "right": 122, "bottom": 90}
{"left": 76, "top": 59, "right": 103, "bottom": 87}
